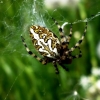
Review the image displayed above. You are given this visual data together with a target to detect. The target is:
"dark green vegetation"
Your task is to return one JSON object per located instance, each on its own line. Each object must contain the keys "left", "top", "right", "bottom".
{"left": 0, "top": 0, "right": 100, "bottom": 100}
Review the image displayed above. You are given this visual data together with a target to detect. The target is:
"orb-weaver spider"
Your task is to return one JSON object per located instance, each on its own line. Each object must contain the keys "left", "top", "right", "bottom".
{"left": 21, "top": 18, "right": 87, "bottom": 74}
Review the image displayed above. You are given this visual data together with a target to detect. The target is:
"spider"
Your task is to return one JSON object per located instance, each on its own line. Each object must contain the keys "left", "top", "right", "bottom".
{"left": 21, "top": 18, "right": 87, "bottom": 74}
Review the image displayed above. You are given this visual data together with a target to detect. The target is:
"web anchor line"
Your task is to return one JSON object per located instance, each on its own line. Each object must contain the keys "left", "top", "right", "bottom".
{"left": 59, "top": 11, "right": 100, "bottom": 29}
{"left": 4, "top": 69, "right": 25, "bottom": 100}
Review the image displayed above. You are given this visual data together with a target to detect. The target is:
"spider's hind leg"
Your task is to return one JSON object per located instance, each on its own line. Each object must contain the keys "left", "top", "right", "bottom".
{"left": 53, "top": 61, "right": 59, "bottom": 74}
{"left": 21, "top": 35, "right": 46, "bottom": 65}
{"left": 66, "top": 23, "right": 73, "bottom": 45}
{"left": 52, "top": 18, "right": 67, "bottom": 44}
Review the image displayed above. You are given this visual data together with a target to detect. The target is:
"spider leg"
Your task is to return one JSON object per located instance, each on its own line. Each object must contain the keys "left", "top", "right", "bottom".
{"left": 66, "top": 23, "right": 73, "bottom": 44}
{"left": 21, "top": 35, "right": 47, "bottom": 65}
{"left": 52, "top": 61, "right": 59, "bottom": 74}
{"left": 66, "top": 22, "right": 87, "bottom": 54}
{"left": 71, "top": 47, "right": 82, "bottom": 59}
{"left": 52, "top": 18, "right": 66, "bottom": 44}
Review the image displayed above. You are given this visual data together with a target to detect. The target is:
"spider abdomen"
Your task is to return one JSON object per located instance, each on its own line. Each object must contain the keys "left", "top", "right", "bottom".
{"left": 30, "top": 25, "right": 61, "bottom": 58}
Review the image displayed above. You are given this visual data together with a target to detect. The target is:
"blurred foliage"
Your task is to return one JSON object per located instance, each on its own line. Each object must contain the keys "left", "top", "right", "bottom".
{"left": 0, "top": 0, "right": 100, "bottom": 100}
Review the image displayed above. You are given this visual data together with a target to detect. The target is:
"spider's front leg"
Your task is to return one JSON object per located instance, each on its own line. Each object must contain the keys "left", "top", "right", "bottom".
{"left": 72, "top": 47, "right": 82, "bottom": 59}
{"left": 21, "top": 35, "right": 47, "bottom": 65}
{"left": 66, "top": 22, "right": 87, "bottom": 54}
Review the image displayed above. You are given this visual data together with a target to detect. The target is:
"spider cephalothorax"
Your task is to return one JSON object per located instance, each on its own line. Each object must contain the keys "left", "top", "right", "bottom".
{"left": 21, "top": 18, "right": 87, "bottom": 74}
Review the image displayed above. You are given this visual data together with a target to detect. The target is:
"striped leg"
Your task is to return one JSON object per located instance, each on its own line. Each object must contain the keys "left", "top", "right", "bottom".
{"left": 66, "top": 23, "right": 73, "bottom": 44}
{"left": 71, "top": 47, "right": 82, "bottom": 59}
{"left": 21, "top": 35, "right": 47, "bottom": 65}
{"left": 53, "top": 61, "right": 59, "bottom": 74}
{"left": 66, "top": 22, "right": 87, "bottom": 54}
{"left": 52, "top": 18, "right": 66, "bottom": 44}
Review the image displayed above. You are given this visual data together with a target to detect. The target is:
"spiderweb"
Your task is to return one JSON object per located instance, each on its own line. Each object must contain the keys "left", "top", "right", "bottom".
{"left": 0, "top": 0, "right": 100, "bottom": 100}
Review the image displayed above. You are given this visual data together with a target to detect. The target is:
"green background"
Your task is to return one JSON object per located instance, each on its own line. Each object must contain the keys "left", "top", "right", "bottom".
{"left": 0, "top": 0, "right": 100, "bottom": 100}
